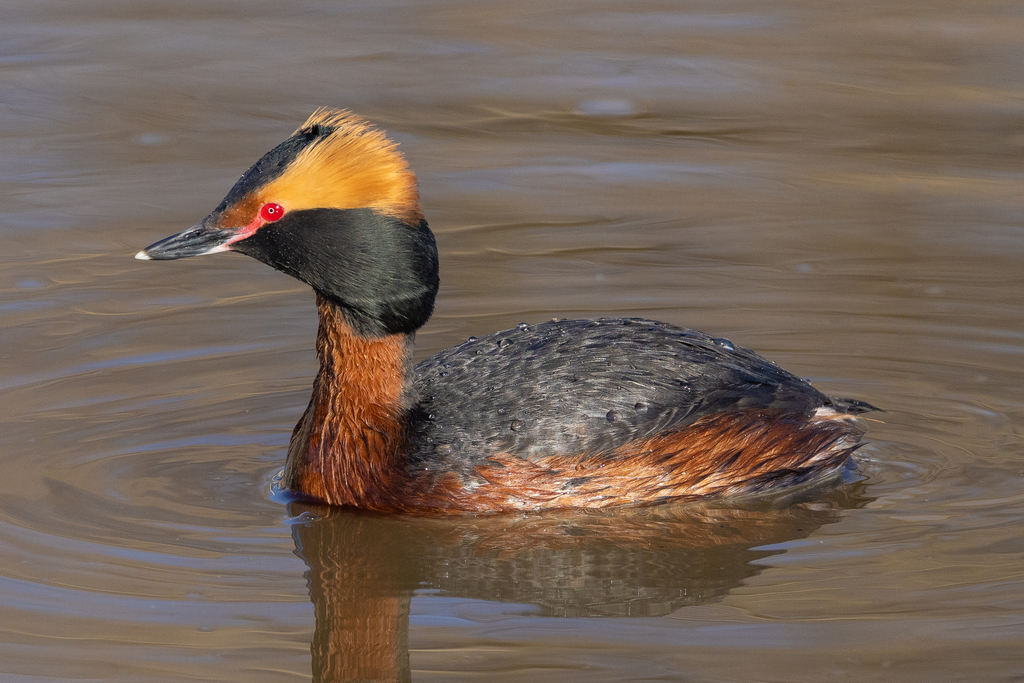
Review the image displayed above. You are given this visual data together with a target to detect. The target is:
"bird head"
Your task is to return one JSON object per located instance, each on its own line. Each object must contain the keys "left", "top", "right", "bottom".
{"left": 137, "top": 109, "right": 438, "bottom": 337}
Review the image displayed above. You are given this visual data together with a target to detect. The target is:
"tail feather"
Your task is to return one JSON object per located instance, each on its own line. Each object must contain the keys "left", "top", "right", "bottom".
{"left": 825, "top": 396, "right": 879, "bottom": 415}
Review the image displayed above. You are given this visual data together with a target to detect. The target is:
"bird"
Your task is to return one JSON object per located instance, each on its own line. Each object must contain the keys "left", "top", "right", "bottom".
{"left": 137, "top": 108, "right": 875, "bottom": 513}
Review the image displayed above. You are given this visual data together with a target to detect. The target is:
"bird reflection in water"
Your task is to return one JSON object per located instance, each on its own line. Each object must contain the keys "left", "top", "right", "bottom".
{"left": 288, "top": 482, "right": 870, "bottom": 682}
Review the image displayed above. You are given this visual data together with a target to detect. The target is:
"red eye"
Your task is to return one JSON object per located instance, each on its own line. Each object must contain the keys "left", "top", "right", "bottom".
{"left": 260, "top": 203, "right": 285, "bottom": 222}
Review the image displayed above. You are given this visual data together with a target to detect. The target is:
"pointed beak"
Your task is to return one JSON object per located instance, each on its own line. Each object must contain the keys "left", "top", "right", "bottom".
{"left": 135, "top": 220, "right": 238, "bottom": 261}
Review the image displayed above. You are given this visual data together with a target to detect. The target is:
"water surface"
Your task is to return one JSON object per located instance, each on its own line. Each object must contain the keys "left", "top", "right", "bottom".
{"left": 2, "top": 1, "right": 1024, "bottom": 681}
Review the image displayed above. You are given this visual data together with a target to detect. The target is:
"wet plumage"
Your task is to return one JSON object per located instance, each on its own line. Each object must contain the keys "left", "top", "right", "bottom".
{"left": 138, "top": 108, "right": 874, "bottom": 513}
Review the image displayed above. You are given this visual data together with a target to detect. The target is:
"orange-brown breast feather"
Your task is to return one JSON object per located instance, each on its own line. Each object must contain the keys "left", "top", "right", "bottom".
{"left": 408, "top": 409, "right": 861, "bottom": 512}
{"left": 285, "top": 294, "right": 413, "bottom": 508}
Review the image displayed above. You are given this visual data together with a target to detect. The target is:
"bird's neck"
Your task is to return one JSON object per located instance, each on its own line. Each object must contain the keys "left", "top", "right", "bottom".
{"left": 284, "top": 294, "right": 414, "bottom": 508}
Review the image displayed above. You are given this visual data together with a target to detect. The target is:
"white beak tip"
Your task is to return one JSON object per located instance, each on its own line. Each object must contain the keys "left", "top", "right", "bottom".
{"left": 135, "top": 250, "right": 151, "bottom": 261}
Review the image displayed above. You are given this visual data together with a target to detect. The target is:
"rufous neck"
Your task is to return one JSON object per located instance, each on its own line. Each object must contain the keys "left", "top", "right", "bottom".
{"left": 284, "top": 294, "right": 414, "bottom": 508}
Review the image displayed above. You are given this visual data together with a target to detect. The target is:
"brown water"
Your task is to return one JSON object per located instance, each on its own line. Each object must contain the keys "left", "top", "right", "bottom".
{"left": 3, "top": 1, "right": 1024, "bottom": 681}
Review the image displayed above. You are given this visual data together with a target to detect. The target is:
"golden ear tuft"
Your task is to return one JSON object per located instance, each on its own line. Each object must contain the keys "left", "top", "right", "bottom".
{"left": 259, "top": 108, "right": 421, "bottom": 219}
{"left": 294, "top": 108, "right": 383, "bottom": 140}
